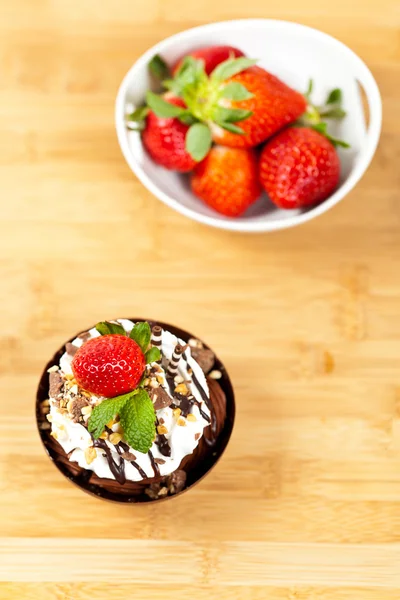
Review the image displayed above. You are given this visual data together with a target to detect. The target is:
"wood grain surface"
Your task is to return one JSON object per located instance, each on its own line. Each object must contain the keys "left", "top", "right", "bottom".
{"left": 0, "top": 0, "right": 399, "bottom": 598}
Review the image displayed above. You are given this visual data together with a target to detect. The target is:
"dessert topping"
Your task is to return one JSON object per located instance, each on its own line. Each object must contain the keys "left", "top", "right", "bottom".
{"left": 49, "top": 371, "right": 64, "bottom": 398}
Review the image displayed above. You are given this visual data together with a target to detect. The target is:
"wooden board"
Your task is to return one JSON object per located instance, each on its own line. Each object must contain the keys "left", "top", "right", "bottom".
{"left": 0, "top": 0, "right": 399, "bottom": 598}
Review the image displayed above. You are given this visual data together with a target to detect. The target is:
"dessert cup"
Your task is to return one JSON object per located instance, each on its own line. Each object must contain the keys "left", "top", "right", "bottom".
{"left": 36, "top": 318, "right": 235, "bottom": 503}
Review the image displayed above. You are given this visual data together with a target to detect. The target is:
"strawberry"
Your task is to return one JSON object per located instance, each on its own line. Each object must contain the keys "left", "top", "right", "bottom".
{"left": 141, "top": 95, "right": 197, "bottom": 172}
{"left": 191, "top": 146, "right": 261, "bottom": 217}
{"left": 173, "top": 45, "right": 245, "bottom": 76}
{"left": 259, "top": 127, "right": 341, "bottom": 209}
{"left": 210, "top": 66, "right": 307, "bottom": 148}
{"left": 145, "top": 56, "right": 307, "bottom": 153}
{"left": 72, "top": 334, "right": 146, "bottom": 398}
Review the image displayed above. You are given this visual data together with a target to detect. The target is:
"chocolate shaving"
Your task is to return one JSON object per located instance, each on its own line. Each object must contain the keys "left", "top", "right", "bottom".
{"left": 68, "top": 396, "right": 89, "bottom": 422}
{"left": 154, "top": 458, "right": 165, "bottom": 465}
{"left": 49, "top": 371, "right": 63, "bottom": 398}
{"left": 77, "top": 332, "right": 91, "bottom": 343}
{"left": 65, "top": 342, "right": 79, "bottom": 357}
{"left": 121, "top": 451, "right": 137, "bottom": 461}
{"left": 151, "top": 387, "right": 172, "bottom": 410}
{"left": 167, "top": 469, "right": 187, "bottom": 494}
{"left": 190, "top": 347, "right": 215, "bottom": 374}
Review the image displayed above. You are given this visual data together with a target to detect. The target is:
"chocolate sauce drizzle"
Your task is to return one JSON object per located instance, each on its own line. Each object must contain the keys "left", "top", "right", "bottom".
{"left": 93, "top": 438, "right": 126, "bottom": 485}
{"left": 148, "top": 449, "right": 160, "bottom": 477}
{"left": 183, "top": 352, "right": 217, "bottom": 446}
{"left": 155, "top": 418, "right": 171, "bottom": 457}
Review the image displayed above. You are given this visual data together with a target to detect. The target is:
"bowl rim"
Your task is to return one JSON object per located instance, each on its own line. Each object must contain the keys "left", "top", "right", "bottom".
{"left": 115, "top": 18, "right": 382, "bottom": 233}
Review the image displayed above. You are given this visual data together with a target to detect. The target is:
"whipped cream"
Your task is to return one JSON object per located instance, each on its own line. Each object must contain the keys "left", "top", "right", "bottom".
{"left": 48, "top": 320, "right": 211, "bottom": 482}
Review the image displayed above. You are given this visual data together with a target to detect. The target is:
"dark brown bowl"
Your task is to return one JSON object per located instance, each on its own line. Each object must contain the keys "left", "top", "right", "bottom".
{"left": 36, "top": 318, "right": 235, "bottom": 503}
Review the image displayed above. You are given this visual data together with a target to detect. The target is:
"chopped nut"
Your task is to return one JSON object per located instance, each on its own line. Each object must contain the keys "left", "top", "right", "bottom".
{"left": 158, "top": 486, "right": 168, "bottom": 497}
{"left": 157, "top": 425, "right": 168, "bottom": 435}
{"left": 47, "top": 365, "right": 59, "bottom": 373}
{"left": 109, "top": 432, "right": 122, "bottom": 445}
{"left": 50, "top": 431, "right": 58, "bottom": 440}
{"left": 209, "top": 369, "right": 222, "bottom": 380}
{"left": 156, "top": 375, "right": 164, "bottom": 384}
{"left": 81, "top": 405, "right": 92, "bottom": 415}
{"left": 39, "top": 421, "right": 51, "bottom": 431}
{"left": 188, "top": 338, "right": 202, "bottom": 349}
{"left": 177, "top": 417, "right": 186, "bottom": 427}
{"left": 99, "top": 431, "right": 108, "bottom": 440}
{"left": 194, "top": 433, "right": 200, "bottom": 441}
{"left": 69, "top": 384, "right": 78, "bottom": 395}
{"left": 143, "top": 378, "right": 150, "bottom": 387}
{"left": 150, "top": 379, "right": 159, "bottom": 388}
{"left": 187, "top": 367, "right": 193, "bottom": 375}
{"left": 46, "top": 414, "right": 53, "bottom": 422}
{"left": 187, "top": 413, "right": 197, "bottom": 422}
{"left": 85, "top": 446, "right": 97, "bottom": 465}
{"left": 106, "top": 419, "right": 116, "bottom": 429}
{"left": 174, "top": 383, "right": 189, "bottom": 396}
{"left": 174, "top": 374, "right": 184, "bottom": 384}
{"left": 64, "top": 373, "right": 75, "bottom": 380}
{"left": 82, "top": 413, "right": 90, "bottom": 422}
{"left": 173, "top": 407, "right": 181, "bottom": 418}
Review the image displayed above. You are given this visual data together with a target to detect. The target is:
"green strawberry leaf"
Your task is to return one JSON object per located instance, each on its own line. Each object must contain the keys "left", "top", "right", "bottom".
{"left": 119, "top": 389, "right": 156, "bottom": 454}
{"left": 145, "top": 346, "right": 161, "bottom": 364}
{"left": 320, "top": 107, "right": 346, "bottom": 119}
{"left": 146, "top": 91, "right": 187, "bottom": 118}
{"left": 217, "top": 121, "right": 246, "bottom": 135}
{"left": 185, "top": 123, "right": 212, "bottom": 161}
{"left": 149, "top": 54, "right": 171, "bottom": 81}
{"left": 304, "top": 79, "right": 314, "bottom": 99}
{"left": 178, "top": 113, "right": 198, "bottom": 126}
{"left": 175, "top": 56, "right": 207, "bottom": 92}
{"left": 326, "top": 88, "right": 342, "bottom": 105}
{"left": 215, "top": 107, "right": 252, "bottom": 123}
{"left": 88, "top": 393, "right": 132, "bottom": 439}
{"left": 126, "top": 106, "right": 149, "bottom": 123}
{"left": 130, "top": 321, "right": 151, "bottom": 353}
{"left": 211, "top": 57, "right": 257, "bottom": 82}
{"left": 221, "top": 82, "right": 254, "bottom": 101}
{"left": 96, "top": 321, "right": 127, "bottom": 336}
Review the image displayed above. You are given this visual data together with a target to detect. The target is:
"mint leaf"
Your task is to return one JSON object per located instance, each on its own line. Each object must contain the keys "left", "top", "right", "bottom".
{"left": 88, "top": 394, "right": 131, "bottom": 439}
{"left": 145, "top": 346, "right": 161, "bottom": 364}
{"left": 96, "top": 321, "right": 126, "bottom": 336}
{"left": 215, "top": 107, "right": 252, "bottom": 123}
{"left": 119, "top": 389, "right": 156, "bottom": 454}
{"left": 185, "top": 123, "right": 212, "bottom": 161}
{"left": 211, "top": 57, "right": 257, "bottom": 82}
{"left": 146, "top": 91, "right": 187, "bottom": 118}
{"left": 130, "top": 321, "right": 151, "bottom": 353}
{"left": 217, "top": 121, "right": 246, "bottom": 135}
{"left": 326, "top": 88, "right": 342, "bottom": 105}
{"left": 221, "top": 82, "right": 253, "bottom": 101}
{"left": 149, "top": 54, "right": 171, "bottom": 80}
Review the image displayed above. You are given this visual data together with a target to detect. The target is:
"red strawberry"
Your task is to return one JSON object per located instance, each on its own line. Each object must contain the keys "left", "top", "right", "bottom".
{"left": 259, "top": 127, "right": 340, "bottom": 209}
{"left": 72, "top": 335, "right": 146, "bottom": 398}
{"left": 191, "top": 146, "right": 261, "bottom": 217}
{"left": 173, "top": 45, "right": 245, "bottom": 76}
{"left": 211, "top": 66, "right": 307, "bottom": 148}
{"left": 142, "top": 95, "right": 196, "bottom": 172}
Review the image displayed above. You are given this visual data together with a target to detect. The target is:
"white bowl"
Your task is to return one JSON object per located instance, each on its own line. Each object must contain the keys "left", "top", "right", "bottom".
{"left": 115, "top": 19, "right": 382, "bottom": 233}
